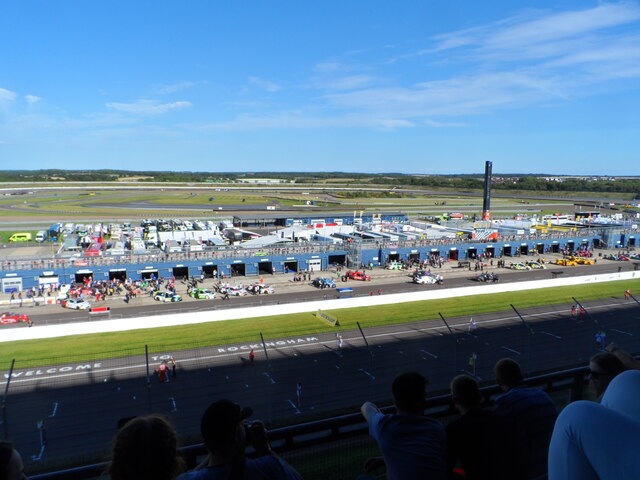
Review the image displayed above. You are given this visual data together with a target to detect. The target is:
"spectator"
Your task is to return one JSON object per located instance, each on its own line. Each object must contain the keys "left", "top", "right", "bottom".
{"left": 446, "top": 375, "right": 513, "bottom": 480}
{"left": 177, "top": 399, "right": 301, "bottom": 480}
{"left": 494, "top": 358, "right": 557, "bottom": 480}
{"left": 360, "top": 371, "right": 446, "bottom": 480}
{"left": 548, "top": 370, "right": 640, "bottom": 480}
{"left": 109, "top": 415, "right": 185, "bottom": 480}
{"left": 0, "top": 442, "right": 27, "bottom": 480}
{"left": 589, "top": 351, "right": 625, "bottom": 399}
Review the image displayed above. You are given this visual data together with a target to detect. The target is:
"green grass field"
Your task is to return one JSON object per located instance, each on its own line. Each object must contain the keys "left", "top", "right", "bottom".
{"left": 3, "top": 279, "right": 638, "bottom": 368}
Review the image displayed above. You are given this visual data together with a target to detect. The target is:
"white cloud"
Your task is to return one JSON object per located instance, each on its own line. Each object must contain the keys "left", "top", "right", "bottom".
{"left": 106, "top": 99, "right": 192, "bottom": 115}
{"left": 152, "top": 81, "right": 199, "bottom": 94}
{"left": 248, "top": 77, "right": 282, "bottom": 92}
{"left": 0, "top": 88, "right": 17, "bottom": 102}
{"left": 323, "top": 75, "right": 376, "bottom": 91}
{"left": 25, "top": 95, "right": 42, "bottom": 105}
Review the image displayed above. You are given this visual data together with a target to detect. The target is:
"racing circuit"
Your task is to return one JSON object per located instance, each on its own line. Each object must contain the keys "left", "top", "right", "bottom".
{"left": 2, "top": 265, "right": 639, "bottom": 469}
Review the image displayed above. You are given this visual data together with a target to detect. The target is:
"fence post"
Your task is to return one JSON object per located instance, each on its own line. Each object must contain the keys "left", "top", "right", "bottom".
{"left": 2, "top": 359, "right": 15, "bottom": 439}
{"left": 438, "top": 313, "right": 459, "bottom": 374}
{"left": 511, "top": 304, "right": 534, "bottom": 375}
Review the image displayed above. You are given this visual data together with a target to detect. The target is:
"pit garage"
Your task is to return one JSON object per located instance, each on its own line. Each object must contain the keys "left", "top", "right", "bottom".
{"left": 1, "top": 277, "right": 22, "bottom": 293}
{"left": 567, "top": 241, "right": 575, "bottom": 251}
{"left": 551, "top": 242, "right": 560, "bottom": 253}
{"left": 230, "top": 263, "right": 246, "bottom": 277}
{"left": 467, "top": 247, "right": 477, "bottom": 260}
{"left": 502, "top": 245, "right": 513, "bottom": 256}
{"left": 140, "top": 269, "right": 159, "bottom": 280}
{"left": 172, "top": 266, "right": 189, "bottom": 279}
{"left": 74, "top": 269, "right": 93, "bottom": 284}
{"left": 519, "top": 244, "right": 529, "bottom": 255}
{"left": 38, "top": 274, "right": 59, "bottom": 287}
{"left": 258, "top": 261, "right": 274, "bottom": 275}
{"left": 484, "top": 246, "right": 495, "bottom": 258}
{"left": 387, "top": 253, "right": 400, "bottom": 262}
{"left": 448, "top": 248, "right": 459, "bottom": 261}
{"left": 629, "top": 236, "right": 636, "bottom": 247}
{"left": 328, "top": 254, "right": 347, "bottom": 266}
{"left": 535, "top": 243, "right": 544, "bottom": 254}
{"left": 429, "top": 249, "right": 441, "bottom": 259}
{"left": 408, "top": 252, "right": 420, "bottom": 263}
{"left": 202, "top": 264, "right": 219, "bottom": 278}
{"left": 580, "top": 240, "right": 589, "bottom": 249}
{"left": 284, "top": 261, "right": 298, "bottom": 273}
{"left": 308, "top": 258, "right": 322, "bottom": 272}
{"left": 108, "top": 269, "right": 127, "bottom": 282}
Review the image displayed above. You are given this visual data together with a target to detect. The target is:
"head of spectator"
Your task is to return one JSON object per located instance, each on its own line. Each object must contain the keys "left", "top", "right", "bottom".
{"left": 0, "top": 442, "right": 27, "bottom": 480}
{"left": 494, "top": 358, "right": 524, "bottom": 391}
{"left": 109, "top": 415, "right": 184, "bottom": 480}
{"left": 589, "top": 351, "right": 626, "bottom": 398}
{"left": 391, "top": 371, "right": 428, "bottom": 415}
{"left": 450, "top": 374, "right": 482, "bottom": 414}
{"left": 605, "top": 343, "right": 640, "bottom": 371}
{"left": 200, "top": 399, "right": 253, "bottom": 457}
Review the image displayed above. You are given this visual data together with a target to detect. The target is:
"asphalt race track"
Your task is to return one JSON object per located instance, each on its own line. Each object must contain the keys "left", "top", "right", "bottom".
{"left": 2, "top": 283, "right": 640, "bottom": 468}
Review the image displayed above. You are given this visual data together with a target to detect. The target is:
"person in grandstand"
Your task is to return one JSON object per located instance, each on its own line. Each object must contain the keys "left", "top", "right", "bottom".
{"left": 589, "top": 351, "right": 626, "bottom": 399}
{"left": 0, "top": 442, "right": 27, "bottom": 480}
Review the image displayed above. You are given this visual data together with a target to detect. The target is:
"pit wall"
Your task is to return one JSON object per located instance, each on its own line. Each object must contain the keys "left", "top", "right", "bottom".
{"left": 1, "top": 270, "right": 637, "bottom": 344}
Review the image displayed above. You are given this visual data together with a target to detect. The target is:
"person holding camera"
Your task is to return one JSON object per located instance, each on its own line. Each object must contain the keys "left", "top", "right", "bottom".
{"left": 177, "top": 399, "right": 302, "bottom": 480}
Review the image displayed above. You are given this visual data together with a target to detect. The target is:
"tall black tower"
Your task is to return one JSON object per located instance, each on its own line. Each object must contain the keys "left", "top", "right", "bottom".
{"left": 482, "top": 161, "right": 492, "bottom": 220}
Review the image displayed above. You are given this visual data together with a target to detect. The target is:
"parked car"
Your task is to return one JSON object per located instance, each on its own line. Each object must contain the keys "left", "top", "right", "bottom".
{"left": 413, "top": 272, "right": 444, "bottom": 285}
{"left": 1, "top": 312, "right": 31, "bottom": 325}
{"left": 189, "top": 288, "right": 216, "bottom": 300}
{"left": 526, "top": 261, "right": 545, "bottom": 269}
{"left": 219, "top": 286, "right": 248, "bottom": 296}
{"left": 509, "top": 262, "right": 532, "bottom": 270}
{"left": 386, "top": 261, "right": 404, "bottom": 270}
{"left": 474, "top": 272, "right": 499, "bottom": 282}
{"left": 153, "top": 291, "right": 183, "bottom": 302}
{"left": 61, "top": 298, "right": 92, "bottom": 310}
{"left": 246, "top": 284, "right": 275, "bottom": 295}
{"left": 344, "top": 270, "right": 372, "bottom": 281}
{"left": 312, "top": 277, "right": 336, "bottom": 289}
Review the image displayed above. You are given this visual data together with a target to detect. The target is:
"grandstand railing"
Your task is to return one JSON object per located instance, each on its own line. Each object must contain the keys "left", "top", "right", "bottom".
{"left": 30, "top": 365, "right": 589, "bottom": 480}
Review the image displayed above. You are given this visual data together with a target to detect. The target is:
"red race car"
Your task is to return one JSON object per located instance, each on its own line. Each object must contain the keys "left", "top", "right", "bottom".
{"left": 1, "top": 312, "right": 32, "bottom": 325}
{"left": 345, "top": 270, "right": 372, "bottom": 281}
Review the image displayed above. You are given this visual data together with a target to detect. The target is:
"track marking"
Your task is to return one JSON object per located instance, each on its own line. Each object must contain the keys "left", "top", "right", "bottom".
{"left": 611, "top": 328, "right": 633, "bottom": 336}
{"left": 419, "top": 349, "right": 438, "bottom": 359}
{"left": 262, "top": 372, "right": 276, "bottom": 384}
{"left": 358, "top": 368, "right": 376, "bottom": 381}
{"left": 169, "top": 397, "right": 177, "bottom": 413}
{"left": 540, "top": 331, "right": 562, "bottom": 340}
{"left": 48, "top": 402, "right": 59, "bottom": 418}
{"left": 287, "top": 399, "right": 301, "bottom": 414}
{"left": 501, "top": 346, "right": 521, "bottom": 355}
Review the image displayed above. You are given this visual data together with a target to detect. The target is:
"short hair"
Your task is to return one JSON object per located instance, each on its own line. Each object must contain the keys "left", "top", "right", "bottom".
{"left": 451, "top": 374, "right": 481, "bottom": 409}
{"left": 590, "top": 352, "right": 625, "bottom": 377}
{"left": 109, "top": 415, "right": 185, "bottom": 480}
{"left": 0, "top": 442, "right": 15, "bottom": 480}
{"left": 495, "top": 358, "right": 524, "bottom": 388}
{"left": 392, "top": 372, "right": 427, "bottom": 411}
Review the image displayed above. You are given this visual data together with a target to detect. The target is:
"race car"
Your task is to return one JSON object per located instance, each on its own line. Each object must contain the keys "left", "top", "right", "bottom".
{"left": 188, "top": 288, "right": 216, "bottom": 300}
{"left": 413, "top": 272, "right": 443, "bottom": 285}
{"left": 153, "top": 291, "right": 183, "bottom": 302}
{"left": 386, "top": 261, "right": 404, "bottom": 270}
{"left": 219, "top": 286, "right": 248, "bottom": 296}
{"left": 312, "top": 277, "right": 336, "bottom": 289}
{"left": 526, "top": 261, "right": 545, "bottom": 269}
{"left": 344, "top": 271, "right": 372, "bottom": 281}
{"left": 509, "top": 262, "right": 532, "bottom": 270}
{"left": 474, "top": 272, "right": 499, "bottom": 282}
{"left": 0, "top": 312, "right": 31, "bottom": 325}
{"left": 555, "top": 258, "right": 577, "bottom": 266}
{"left": 61, "top": 298, "right": 92, "bottom": 310}
{"left": 246, "top": 284, "right": 275, "bottom": 295}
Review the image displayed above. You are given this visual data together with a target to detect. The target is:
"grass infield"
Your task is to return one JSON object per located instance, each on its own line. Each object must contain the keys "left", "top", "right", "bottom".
{"left": 2, "top": 278, "right": 639, "bottom": 368}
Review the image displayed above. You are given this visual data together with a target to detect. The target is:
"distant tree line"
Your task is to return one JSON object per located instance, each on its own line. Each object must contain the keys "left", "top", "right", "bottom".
{"left": 0, "top": 170, "right": 638, "bottom": 197}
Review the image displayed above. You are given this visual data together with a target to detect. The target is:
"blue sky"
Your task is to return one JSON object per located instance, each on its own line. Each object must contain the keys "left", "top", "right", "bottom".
{"left": 1, "top": 1, "right": 639, "bottom": 175}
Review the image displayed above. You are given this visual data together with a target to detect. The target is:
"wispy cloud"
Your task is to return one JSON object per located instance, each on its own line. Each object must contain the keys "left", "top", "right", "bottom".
{"left": 106, "top": 99, "right": 192, "bottom": 115}
{"left": 152, "top": 81, "right": 200, "bottom": 94}
{"left": 0, "top": 88, "right": 17, "bottom": 102}
{"left": 248, "top": 77, "right": 282, "bottom": 92}
{"left": 25, "top": 95, "right": 41, "bottom": 105}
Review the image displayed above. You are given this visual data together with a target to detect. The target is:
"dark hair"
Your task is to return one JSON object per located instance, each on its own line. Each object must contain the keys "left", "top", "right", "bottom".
{"left": 0, "top": 442, "right": 15, "bottom": 480}
{"left": 391, "top": 371, "right": 427, "bottom": 412}
{"left": 451, "top": 374, "right": 481, "bottom": 409}
{"left": 590, "top": 352, "right": 625, "bottom": 377}
{"left": 109, "top": 415, "right": 185, "bottom": 480}
{"left": 495, "top": 358, "right": 523, "bottom": 388}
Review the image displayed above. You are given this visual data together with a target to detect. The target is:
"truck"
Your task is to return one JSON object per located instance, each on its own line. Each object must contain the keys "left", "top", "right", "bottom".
{"left": 35, "top": 230, "right": 48, "bottom": 242}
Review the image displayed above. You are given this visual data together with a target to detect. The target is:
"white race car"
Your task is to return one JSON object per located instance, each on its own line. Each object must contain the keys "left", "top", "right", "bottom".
{"left": 413, "top": 273, "right": 443, "bottom": 285}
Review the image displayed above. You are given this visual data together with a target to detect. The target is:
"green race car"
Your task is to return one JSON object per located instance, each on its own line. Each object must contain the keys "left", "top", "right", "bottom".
{"left": 189, "top": 288, "right": 217, "bottom": 300}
